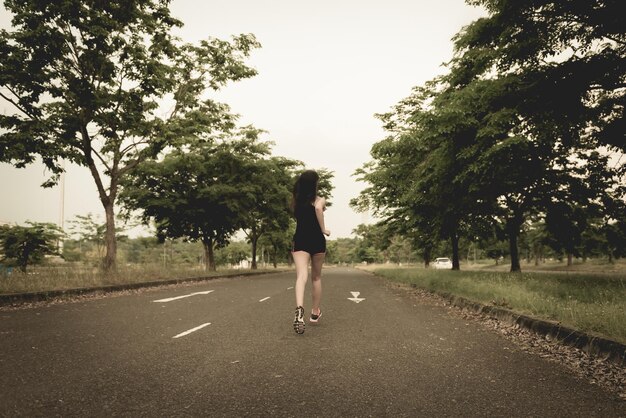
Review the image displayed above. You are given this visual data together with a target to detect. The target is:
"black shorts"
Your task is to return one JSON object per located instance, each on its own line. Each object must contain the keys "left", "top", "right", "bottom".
{"left": 292, "top": 237, "right": 326, "bottom": 256}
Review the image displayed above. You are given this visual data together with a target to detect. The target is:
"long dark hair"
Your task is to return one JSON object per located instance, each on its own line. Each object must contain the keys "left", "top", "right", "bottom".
{"left": 291, "top": 170, "right": 319, "bottom": 215}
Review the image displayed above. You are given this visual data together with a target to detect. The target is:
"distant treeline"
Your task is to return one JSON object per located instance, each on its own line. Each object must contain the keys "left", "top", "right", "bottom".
{"left": 61, "top": 219, "right": 626, "bottom": 269}
{"left": 2, "top": 219, "right": 620, "bottom": 273}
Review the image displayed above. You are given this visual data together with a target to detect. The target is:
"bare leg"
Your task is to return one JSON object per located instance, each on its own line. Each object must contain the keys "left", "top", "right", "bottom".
{"left": 310, "top": 252, "right": 325, "bottom": 314}
{"left": 292, "top": 251, "right": 310, "bottom": 308}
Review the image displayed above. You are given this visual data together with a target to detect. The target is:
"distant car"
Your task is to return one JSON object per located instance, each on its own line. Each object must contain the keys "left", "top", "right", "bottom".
{"left": 433, "top": 257, "right": 452, "bottom": 269}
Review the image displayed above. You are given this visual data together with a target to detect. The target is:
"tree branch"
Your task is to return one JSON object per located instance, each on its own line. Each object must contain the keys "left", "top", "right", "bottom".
{"left": 117, "top": 157, "right": 142, "bottom": 178}
{"left": 120, "top": 139, "right": 150, "bottom": 158}
{"left": 169, "top": 70, "right": 208, "bottom": 120}
{"left": 61, "top": 23, "right": 84, "bottom": 77}
{"left": 90, "top": 146, "right": 112, "bottom": 173}
{"left": 0, "top": 90, "right": 38, "bottom": 120}
{"left": 81, "top": 126, "right": 110, "bottom": 204}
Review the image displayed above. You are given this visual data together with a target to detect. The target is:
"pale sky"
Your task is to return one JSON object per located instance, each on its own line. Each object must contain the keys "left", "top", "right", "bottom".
{"left": 0, "top": 0, "right": 486, "bottom": 238}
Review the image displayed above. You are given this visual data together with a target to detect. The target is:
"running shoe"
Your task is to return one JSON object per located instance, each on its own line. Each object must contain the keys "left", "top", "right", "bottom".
{"left": 310, "top": 308, "right": 322, "bottom": 324}
{"left": 293, "top": 306, "right": 305, "bottom": 334}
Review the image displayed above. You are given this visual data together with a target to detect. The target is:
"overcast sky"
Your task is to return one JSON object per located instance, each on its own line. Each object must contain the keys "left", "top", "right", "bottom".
{"left": 0, "top": 0, "right": 486, "bottom": 238}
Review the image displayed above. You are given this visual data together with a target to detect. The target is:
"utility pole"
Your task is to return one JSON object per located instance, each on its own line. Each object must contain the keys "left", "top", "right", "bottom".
{"left": 58, "top": 160, "right": 66, "bottom": 254}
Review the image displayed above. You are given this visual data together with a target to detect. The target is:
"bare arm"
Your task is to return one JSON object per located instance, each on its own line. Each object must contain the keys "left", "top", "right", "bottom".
{"left": 315, "top": 197, "right": 330, "bottom": 236}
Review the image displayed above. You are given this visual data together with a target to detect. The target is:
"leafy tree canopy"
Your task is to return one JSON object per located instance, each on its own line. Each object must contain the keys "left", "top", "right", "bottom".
{"left": 0, "top": 0, "right": 260, "bottom": 270}
{"left": 0, "top": 222, "right": 64, "bottom": 272}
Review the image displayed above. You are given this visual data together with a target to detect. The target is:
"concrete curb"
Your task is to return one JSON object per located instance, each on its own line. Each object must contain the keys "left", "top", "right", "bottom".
{"left": 0, "top": 270, "right": 280, "bottom": 307}
{"left": 410, "top": 283, "right": 626, "bottom": 366}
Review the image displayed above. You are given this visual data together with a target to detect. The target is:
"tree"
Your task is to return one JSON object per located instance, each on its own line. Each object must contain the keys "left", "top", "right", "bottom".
{"left": 0, "top": 222, "right": 64, "bottom": 272}
{"left": 0, "top": 1, "right": 260, "bottom": 271}
{"left": 352, "top": 82, "right": 477, "bottom": 270}
{"left": 258, "top": 220, "right": 295, "bottom": 268}
{"left": 66, "top": 212, "right": 133, "bottom": 264}
{"left": 354, "top": 244, "right": 378, "bottom": 264}
{"left": 351, "top": 92, "right": 437, "bottom": 268}
{"left": 215, "top": 241, "right": 250, "bottom": 267}
{"left": 123, "top": 236, "right": 161, "bottom": 264}
{"left": 120, "top": 129, "right": 271, "bottom": 271}
{"left": 240, "top": 156, "right": 300, "bottom": 270}
{"left": 545, "top": 202, "right": 590, "bottom": 266}
{"left": 352, "top": 223, "right": 389, "bottom": 263}
{"left": 69, "top": 213, "right": 106, "bottom": 259}
{"left": 68, "top": 212, "right": 131, "bottom": 262}
{"left": 452, "top": 0, "right": 626, "bottom": 269}
{"left": 325, "top": 238, "right": 359, "bottom": 265}
{"left": 522, "top": 219, "right": 549, "bottom": 266}
{"left": 480, "top": 234, "right": 509, "bottom": 266}
{"left": 386, "top": 235, "right": 416, "bottom": 265}
{"left": 603, "top": 219, "right": 626, "bottom": 263}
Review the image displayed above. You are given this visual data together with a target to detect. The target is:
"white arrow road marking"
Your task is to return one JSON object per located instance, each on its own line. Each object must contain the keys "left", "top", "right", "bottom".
{"left": 172, "top": 322, "right": 211, "bottom": 339}
{"left": 153, "top": 290, "right": 214, "bottom": 303}
{"left": 348, "top": 291, "right": 365, "bottom": 303}
{"left": 259, "top": 297, "right": 270, "bottom": 302}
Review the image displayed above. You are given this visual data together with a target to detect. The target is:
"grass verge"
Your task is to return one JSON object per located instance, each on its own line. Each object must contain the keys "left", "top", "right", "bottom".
{"left": 373, "top": 267, "right": 626, "bottom": 345}
{"left": 0, "top": 264, "right": 284, "bottom": 295}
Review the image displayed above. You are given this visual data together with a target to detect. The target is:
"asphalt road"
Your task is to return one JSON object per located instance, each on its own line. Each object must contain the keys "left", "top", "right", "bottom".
{"left": 0, "top": 267, "right": 624, "bottom": 417}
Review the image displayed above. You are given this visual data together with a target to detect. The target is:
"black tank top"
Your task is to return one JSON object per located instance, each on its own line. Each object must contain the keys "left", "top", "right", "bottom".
{"left": 293, "top": 204, "right": 323, "bottom": 242}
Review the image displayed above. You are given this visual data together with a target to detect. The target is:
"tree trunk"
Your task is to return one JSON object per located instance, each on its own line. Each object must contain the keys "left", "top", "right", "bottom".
{"left": 102, "top": 202, "right": 117, "bottom": 272}
{"left": 271, "top": 245, "right": 278, "bottom": 268}
{"left": 423, "top": 246, "right": 432, "bottom": 268}
{"left": 567, "top": 253, "right": 573, "bottom": 266}
{"left": 451, "top": 234, "right": 460, "bottom": 270}
{"left": 202, "top": 238, "right": 216, "bottom": 271}
{"left": 19, "top": 254, "right": 28, "bottom": 272}
{"left": 83, "top": 125, "right": 118, "bottom": 273}
{"left": 251, "top": 236, "right": 258, "bottom": 270}
{"left": 507, "top": 216, "right": 522, "bottom": 273}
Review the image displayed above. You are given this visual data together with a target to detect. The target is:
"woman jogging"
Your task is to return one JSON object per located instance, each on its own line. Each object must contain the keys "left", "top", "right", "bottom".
{"left": 291, "top": 170, "right": 330, "bottom": 334}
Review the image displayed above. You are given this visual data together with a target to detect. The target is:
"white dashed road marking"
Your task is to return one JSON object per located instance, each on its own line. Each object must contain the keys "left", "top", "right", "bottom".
{"left": 259, "top": 297, "right": 271, "bottom": 302}
{"left": 153, "top": 290, "right": 214, "bottom": 303}
{"left": 173, "top": 323, "right": 211, "bottom": 339}
{"left": 287, "top": 287, "right": 294, "bottom": 290}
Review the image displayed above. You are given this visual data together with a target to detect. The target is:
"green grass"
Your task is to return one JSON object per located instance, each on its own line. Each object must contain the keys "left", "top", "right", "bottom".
{"left": 0, "top": 264, "right": 281, "bottom": 295}
{"left": 373, "top": 267, "right": 626, "bottom": 345}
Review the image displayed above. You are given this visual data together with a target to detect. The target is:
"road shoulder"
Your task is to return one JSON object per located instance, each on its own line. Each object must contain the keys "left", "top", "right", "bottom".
{"left": 368, "top": 270, "right": 626, "bottom": 401}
